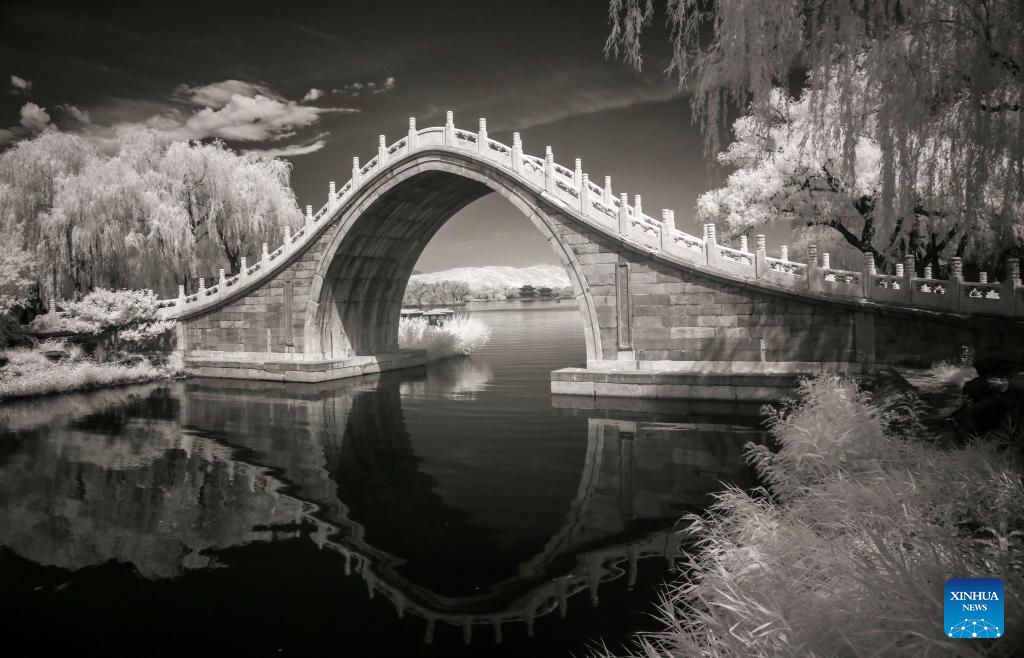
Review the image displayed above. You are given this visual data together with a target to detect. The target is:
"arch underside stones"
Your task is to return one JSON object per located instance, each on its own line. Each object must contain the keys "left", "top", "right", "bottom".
{"left": 174, "top": 147, "right": 1024, "bottom": 399}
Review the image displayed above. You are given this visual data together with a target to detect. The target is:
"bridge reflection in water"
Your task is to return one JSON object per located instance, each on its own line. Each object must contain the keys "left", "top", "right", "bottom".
{"left": 0, "top": 367, "right": 763, "bottom": 649}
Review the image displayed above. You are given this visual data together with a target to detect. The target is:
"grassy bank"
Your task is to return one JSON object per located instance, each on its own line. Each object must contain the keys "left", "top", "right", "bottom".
{"left": 397, "top": 316, "right": 491, "bottom": 359}
{"left": 0, "top": 348, "right": 180, "bottom": 401}
{"left": 620, "top": 374, "right": 1022, "bottom": 657}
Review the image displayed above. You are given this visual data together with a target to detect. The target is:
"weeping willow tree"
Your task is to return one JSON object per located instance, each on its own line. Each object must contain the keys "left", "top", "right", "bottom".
{"left": 0, "top": 130, "right": 302, "bottom": 301}
{"left": 606, "top": 0, "right": 1024, "bottom": 269}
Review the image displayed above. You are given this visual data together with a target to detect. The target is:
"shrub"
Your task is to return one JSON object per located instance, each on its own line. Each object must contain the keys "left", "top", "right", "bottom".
{"left": 618, "top": 374, "right": 1023, "bottom": 657}
{"left": 60, "top": 288, "right": 175, "bottom": 346}
{"left": 0, "top": 347, "right": 166, "bottom": 400}
{"left": 397, "top": 315, "right": 490, "bottom": 359}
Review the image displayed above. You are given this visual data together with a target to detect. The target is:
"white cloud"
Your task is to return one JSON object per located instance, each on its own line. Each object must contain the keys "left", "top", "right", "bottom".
{"left": 333, "top": 76, "right": 396, "bottom": 97}
{"left": 181, "top": 94, "right": 331, "bottom": 142}
{"left": 19, "top": 102, "right": 52, "bottom": 132}
{"left": 177, "top": 80, "right": 280, "bottom": 108}
{"left": 59, "top": 104, "right": 91, "bottom": 124}
{"left": 248, "top": 138, "right": 327, "bottom": 158}
{"left": 371, "top": 76, "right": 396, "bottom": 95}
{"left": 9, "top": 75, "right": 32, "bottom": 94}
{"left": 98, "top": 82, "right": 359, "bottom": 145}
{"left": 2, "top": 80, "right": 359, "bottom": 154}
{"left": 302, "top": 88, "right": 325, "bottom": 102}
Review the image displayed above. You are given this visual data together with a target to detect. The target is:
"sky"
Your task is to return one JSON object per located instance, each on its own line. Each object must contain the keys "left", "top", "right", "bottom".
{"left": 0, "top": 0, "right": 730, "bottom": 273}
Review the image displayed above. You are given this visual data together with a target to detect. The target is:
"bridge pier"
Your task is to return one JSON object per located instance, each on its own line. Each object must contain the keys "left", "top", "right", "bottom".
{"left": 550, "top": 368, "right": 808, "bottom": 402}
{"left": 182, "top": 350, "right": 427, "bottom": 382}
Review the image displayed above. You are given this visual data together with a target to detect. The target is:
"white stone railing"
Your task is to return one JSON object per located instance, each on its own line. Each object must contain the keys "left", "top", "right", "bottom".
{"left": 157, "top": 113, "right": 1024, "bottom": 320}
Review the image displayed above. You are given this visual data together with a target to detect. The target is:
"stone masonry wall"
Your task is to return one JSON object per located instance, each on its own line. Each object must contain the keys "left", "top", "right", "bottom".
{"left": 181, "top": 220, "right": 341, "bottom": 357}
{"left": 545, "top": 205, "right": 860, "bottom": 367}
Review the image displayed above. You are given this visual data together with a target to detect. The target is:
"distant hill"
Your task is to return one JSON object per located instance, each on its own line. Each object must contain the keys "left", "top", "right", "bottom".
{"left": 409, "top": 264, "right": 569, "bottom": 290}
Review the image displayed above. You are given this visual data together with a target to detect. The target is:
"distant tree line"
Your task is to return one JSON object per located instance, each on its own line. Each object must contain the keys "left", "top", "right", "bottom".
{"left": 402, "top": 280, "right": 574, "bottom": 306}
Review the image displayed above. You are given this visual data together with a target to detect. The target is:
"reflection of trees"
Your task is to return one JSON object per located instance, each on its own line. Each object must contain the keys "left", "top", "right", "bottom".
{"left": 0, "top": 385, "right": 303, "bottom": 579}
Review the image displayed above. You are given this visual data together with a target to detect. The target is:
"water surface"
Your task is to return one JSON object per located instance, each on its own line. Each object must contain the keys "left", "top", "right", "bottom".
{"left": 0, "top": 301, "right": 765, "bottom": 657}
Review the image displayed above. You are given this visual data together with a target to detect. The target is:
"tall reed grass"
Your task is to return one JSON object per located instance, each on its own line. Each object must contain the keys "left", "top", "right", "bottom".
{"left": 618, "top": 374, "right": 1022, "bottom": 657}
{"left": 397, "top": 315, "right": 491, "bottom": 360}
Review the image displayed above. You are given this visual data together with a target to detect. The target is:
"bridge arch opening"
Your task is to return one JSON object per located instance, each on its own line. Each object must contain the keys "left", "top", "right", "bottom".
{"left": 303, "top": 155, "right": 603, "bottom": 363}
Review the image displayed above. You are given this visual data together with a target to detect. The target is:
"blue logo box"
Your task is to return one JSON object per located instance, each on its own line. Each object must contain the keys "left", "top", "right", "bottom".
{"left": 945, "top": 578, "right": 1004, "bottom": 639}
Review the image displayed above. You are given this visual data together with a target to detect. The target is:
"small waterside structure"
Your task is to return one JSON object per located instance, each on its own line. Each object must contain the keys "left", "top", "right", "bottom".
{"left": 402, "top": 308, "right": 455, "bottom": 326}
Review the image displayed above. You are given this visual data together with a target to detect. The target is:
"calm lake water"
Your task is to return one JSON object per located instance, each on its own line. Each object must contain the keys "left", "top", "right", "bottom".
{"left": 0, "top": 301, "right": 765, "bottom": 657}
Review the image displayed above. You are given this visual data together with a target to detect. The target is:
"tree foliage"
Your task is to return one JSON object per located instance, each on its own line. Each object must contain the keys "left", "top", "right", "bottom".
{"left": 0, "top": 238, "right": 37, "bottom": 314}
{"left": 698, "top": 88, "right": 1022, "bottom": 272}
{"left": 0, "top": 130, "right": 302, "bottom": 302}
{"left": 61, "top": 288, "right": 175, "bottom": 345}
{"left": 607, "top": 0, "right": 1024, "bottom": 226}
{"left": 402, "top": 280, "right": 475, "bottom": 306}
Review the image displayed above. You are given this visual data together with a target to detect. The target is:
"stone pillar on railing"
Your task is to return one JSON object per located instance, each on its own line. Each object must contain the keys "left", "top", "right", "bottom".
{"left": 378, "top": 134, "right": 387, "bottom": 166}
{"left": 574, "top": 159, "right": 582, "bottom": 189}
{"left": 407, "top": 117, "right": 417, "bottom": 151}
{"left": 306, "top": 204, "right": 314, "bottom": 229}
{"left": 262, "top": 242, "right": 269, "bottom": 265}
{"left": 198, "top": 278, "right": 206, "bottom": 295}
{"left": 477, "top": 118, "right": 488, "bottom": 156}
{"left": 48, "top": 298, "right": 56, "bottom": 315}
{"left": 780, "top": 245, "right": 789, "bottom": 261}
{"left": 979, "top": 271, "right": 988, "bottom": 283}
{"left": 634, "top": 194, "right": 642, "bottom": 220}
{"left": 704, "top": 224, "right": 719, "bottom": 269}
{"left": 755, "top": 235, "right": 767, "bottom": 278}
{"left": 739, "top": 235, "right": 749, "bottom": 253}
{"left": 1004, "top": 257, "right": 1019, "bottom": 315}
{"left": 352, "top": 157, "right": 361, "bottom": 189}
{"left": 219, "top": 268, "right": 226, "bottom": 288}
{"left": 329, "top": 179, "right": 338, "bottom": 210}
{"left": 178, "top": 284, "right": 186, "bottom": 305}
{"left": 284, "top": 225, "right": 292, "bottom": 246}
{"left": 444, "top": 110, "right": 455, "bottom": 146}
{"left": 240, "top": 257, "right": 248, "bottom": 278}
{"left": 618, "top": 193, "right": 630, "bottom": 235}
{"left": 821, "top": 252, "right": 831, "bottom": 269}
{"left": 862, "top": 252, "right": 876, "bottom": 298}
{"left": 659, "top": 210, "right": 674, "bottom": 251}
{"left": 603, "top": 176, "right": 612, "bottom": 206}
{"left": 579, "top": 173, "right": 590, "bottom": 214}
{"left": 544, "top": 146, "right": 555, "bottom": 194}
{"left": 923, "top": 265, "right": 933, "bottom": 279}
{"left": 807, "top": 244, "right": 819, "bottom": 292}
{"left": 511, "top": 133, "right": 522, "bottom": 172}
{"left": 903, "top": 254, "right": 915, "bottom": 301}
{"left": 950, "top": 258, "right": 963, "bottom": 311}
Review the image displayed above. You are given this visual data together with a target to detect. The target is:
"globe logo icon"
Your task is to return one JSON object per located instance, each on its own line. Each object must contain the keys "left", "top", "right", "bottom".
{"left": 948, "top": 619, "right": 1001, "bottom": 639}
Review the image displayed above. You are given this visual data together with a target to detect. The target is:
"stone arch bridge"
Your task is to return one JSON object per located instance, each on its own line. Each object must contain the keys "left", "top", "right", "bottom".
{"left": 157, "top": 113, "right": 1024, "bottom": 399}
